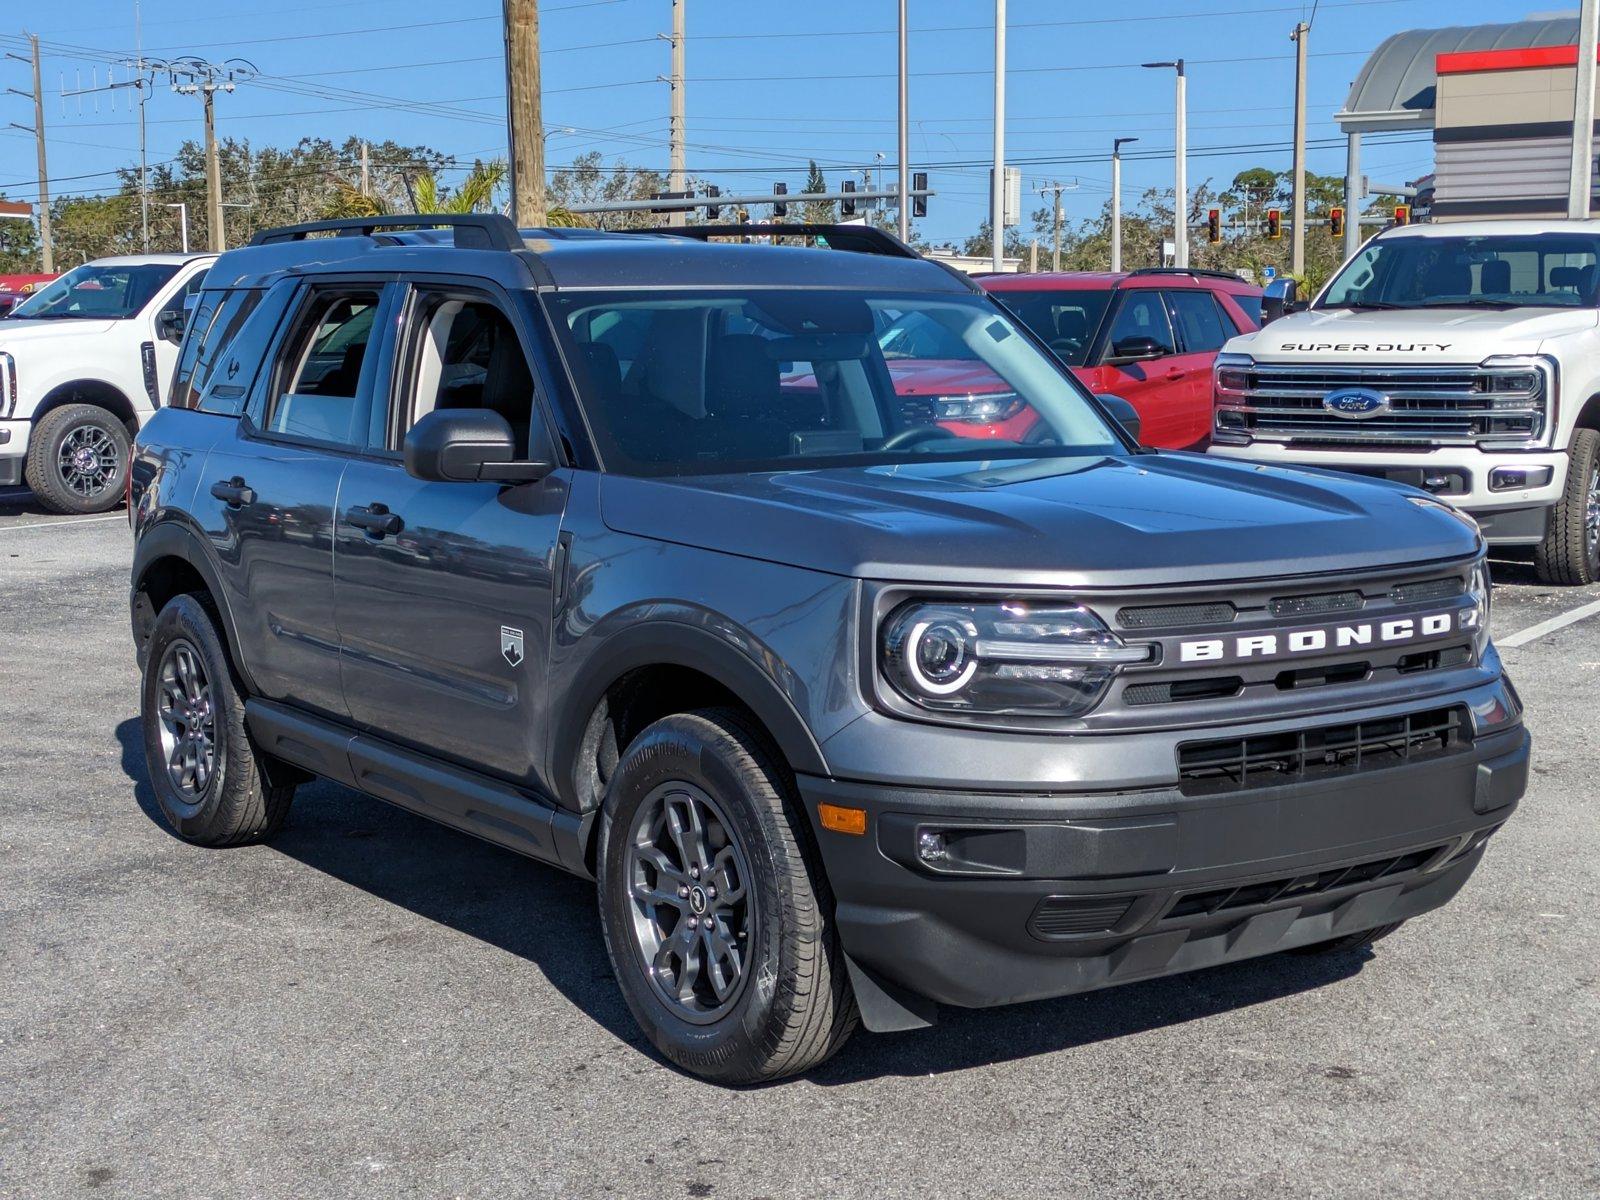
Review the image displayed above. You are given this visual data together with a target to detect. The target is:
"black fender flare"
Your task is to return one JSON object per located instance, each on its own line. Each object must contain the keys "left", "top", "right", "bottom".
{"left": 130, "top": 519, "right": 261, "bottom": 696}
{"left": 550, "top": 619, "right": 830, "bottom": 811}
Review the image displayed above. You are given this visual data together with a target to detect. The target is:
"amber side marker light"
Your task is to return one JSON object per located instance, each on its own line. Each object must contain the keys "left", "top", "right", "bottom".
{"left": 818, "top": 803, "right": 868, "bottom": 836}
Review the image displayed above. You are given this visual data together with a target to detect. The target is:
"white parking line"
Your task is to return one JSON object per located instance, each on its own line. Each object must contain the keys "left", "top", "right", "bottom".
{"left": 0, "top": 514, "right": 126, "bottom": 534}
{"left": 1498, "top": 597, "right": 1600, "bottom": 648}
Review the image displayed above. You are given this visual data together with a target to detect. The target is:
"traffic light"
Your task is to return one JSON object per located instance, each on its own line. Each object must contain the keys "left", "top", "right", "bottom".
{"left": 773, "top": 182, "right": 788, "bottom": 218}
{"left": 912, "top": 171, "right": 928, "bottom": 218}
{"left": 841, "top": 179, "right": 856, "bottom": 217}
{"left": 1206, "top": 208, "right": 1221, "bottom": 244}
{"left": 706, "top": 185, "right": 721, "bottom": 220}
{"left": 1265, "top": 208, "right": 1282, "bottom": 239}
{"left": 1393, "top": 204, "right": 1410, "bottom": 226}
{"left": 1328, "top": 206, "right": 1344, "bottom": 237}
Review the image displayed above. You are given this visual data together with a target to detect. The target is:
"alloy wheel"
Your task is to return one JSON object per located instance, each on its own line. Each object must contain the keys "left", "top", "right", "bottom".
{"left": 624, "top": 781, "right": 755, "bottom": 1024}
{"left": 156, "top": 639, "right": 217, "bottom": 800}
{"left": 57, "top": 423, "right": 119, "bottom": 499}
{"left": 1587, "top": 463, "right": 1599, "bottom": 564}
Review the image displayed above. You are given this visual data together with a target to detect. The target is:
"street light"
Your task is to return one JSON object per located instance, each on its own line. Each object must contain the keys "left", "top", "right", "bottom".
{"left": 1111, "top": 136, "right": 1138, "bottom": 273}
{"left": 1142, "top": 59, "right": 1187, "bottom": 268}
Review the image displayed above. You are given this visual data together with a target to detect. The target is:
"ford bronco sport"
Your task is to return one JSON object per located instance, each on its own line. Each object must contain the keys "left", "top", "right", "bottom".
{"left": 129, "top": 215, "right": 1528, "bottom": 1084}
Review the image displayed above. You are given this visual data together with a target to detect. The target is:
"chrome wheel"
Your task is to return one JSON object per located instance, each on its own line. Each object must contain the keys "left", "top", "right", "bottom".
{"left": 56, "top": 423, "right": 119, "bottom": 499}
{"left": 624, "top": 781, "right": 754, "bottom": 1024}
{"left": 1587, "top": 464, "right": 1599, "bottom": 560}
{"left": 156, "top": 639, "right": 216, "bottom": 800}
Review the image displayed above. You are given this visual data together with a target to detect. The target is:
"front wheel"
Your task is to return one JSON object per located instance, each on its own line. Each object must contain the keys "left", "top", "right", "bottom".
{"left": 25, "top": 403, "right": 132, "bottom": 515}
{"left": 1533, "top": 428, "right": 1600, "bottom": 586}
{"left": 596, "top": 709, "right": 857, "bottom": 1084}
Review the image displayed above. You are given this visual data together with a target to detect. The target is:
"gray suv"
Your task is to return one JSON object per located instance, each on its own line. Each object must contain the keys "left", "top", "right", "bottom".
{"left": 129, "top": 215, "right": 1528, "bottom": 1084}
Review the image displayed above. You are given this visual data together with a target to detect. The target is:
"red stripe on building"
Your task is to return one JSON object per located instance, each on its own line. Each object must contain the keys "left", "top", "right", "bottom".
{"left": 1436, "top": 45, "right": 1596, "bottom": 75}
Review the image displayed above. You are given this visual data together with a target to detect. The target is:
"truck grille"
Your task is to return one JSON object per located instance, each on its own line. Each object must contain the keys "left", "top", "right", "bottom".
{"left": 1215, "top": 362, "right": 1547, "bottom": 448}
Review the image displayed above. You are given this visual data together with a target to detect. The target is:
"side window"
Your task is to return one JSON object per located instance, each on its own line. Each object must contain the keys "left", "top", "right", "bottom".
{"left": 171, "top": 289, "right": 264, "bottom": 413}
{"left": 1166, "top": 289, "right": 1230, "bottom": 354}
{"left": 1227, "top": 292, "right": 1262, "bottom": 330}
{"left": 392, "top": 292, "right": 537, "bottom": 457}
{"left": 263, "top": 290, "right": 381, "bottom": 447}
{"left": 1104, "top": 291, "right": 1175, "bottom": 359}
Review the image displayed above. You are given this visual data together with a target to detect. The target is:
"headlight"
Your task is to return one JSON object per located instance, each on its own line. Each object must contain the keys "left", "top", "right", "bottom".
{"left": 880, "top": 600, "right": 1151, "bottom": 716}
{"left": 909, "top": 392, "right": 1026, "bottom": 424}
{"left": 1465, "top": 560, "right": 1492, "bottom": 656}
{"left": 0, "top": 351, "right": 15, "bottom": 419}
{"left": 1213, "top": 353, "right": 1253, "bottom": 396}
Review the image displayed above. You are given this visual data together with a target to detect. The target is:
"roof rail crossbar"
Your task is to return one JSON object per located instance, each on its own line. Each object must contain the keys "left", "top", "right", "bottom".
{"left": 626, "top": 223, "right": 921, "bottom": 260}
{"left": 1124, "top": 266, "right": 1244, "bottom": 283}
{"left": 249, "top": 213, "right": 524, "bottom": 252}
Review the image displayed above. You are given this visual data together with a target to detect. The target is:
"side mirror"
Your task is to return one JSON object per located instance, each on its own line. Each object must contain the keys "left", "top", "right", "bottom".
{"left": 1096, "top": 393, "right": 1142, "bottom": 443}
{"left": 156, "top": 308, "right": 187, "bottom": 345}
{"left": 1260, "top": 278, "right": 1301, "bottom": 325}
{"left": 403, "top": 408, "right": 555, "bottom": 484}
{"left": 1107, "top": 335, "right": 1166, "bottom": 365}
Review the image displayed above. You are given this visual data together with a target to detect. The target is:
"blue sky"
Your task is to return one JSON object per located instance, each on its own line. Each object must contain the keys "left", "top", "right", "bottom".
{"left": 0, "top": 0, "right": 1550, "bottom": 244}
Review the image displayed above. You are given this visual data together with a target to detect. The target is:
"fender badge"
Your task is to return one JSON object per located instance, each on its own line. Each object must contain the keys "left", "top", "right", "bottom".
{"left": 501, "top": 626, "right": 525, "bottom": 668}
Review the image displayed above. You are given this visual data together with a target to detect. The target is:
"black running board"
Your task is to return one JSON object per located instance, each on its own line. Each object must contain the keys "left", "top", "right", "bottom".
{"left": 246, "top": 699, "right": 592, "bottom": 879}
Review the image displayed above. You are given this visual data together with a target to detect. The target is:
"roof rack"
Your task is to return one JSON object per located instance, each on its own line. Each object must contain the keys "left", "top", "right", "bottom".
{"left": 1123, "top": 266, "right": 1245, "bottom": 283}
{"left": 249, "top": 213, "right": 524, "bottom": 252}
{"left": 627, "top": 223, "right": 921, "bottom": 260}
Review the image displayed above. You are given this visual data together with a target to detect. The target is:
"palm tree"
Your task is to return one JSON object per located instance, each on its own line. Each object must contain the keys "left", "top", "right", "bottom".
{"left": 327, "top": 158, "right": 583, "bottom": 226}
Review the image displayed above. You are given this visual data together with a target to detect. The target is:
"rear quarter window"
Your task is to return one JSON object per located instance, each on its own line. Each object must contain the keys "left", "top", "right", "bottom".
{"left": 170, "top": 288, "right": 266, "bottom": 415}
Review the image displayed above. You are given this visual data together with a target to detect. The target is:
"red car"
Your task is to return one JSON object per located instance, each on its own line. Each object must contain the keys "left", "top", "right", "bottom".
{"left": 866, "top": 268, "right": 1263, "bottom": 451}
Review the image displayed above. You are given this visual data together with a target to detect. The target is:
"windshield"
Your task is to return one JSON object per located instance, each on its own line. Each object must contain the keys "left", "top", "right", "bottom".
{"left": 1319, "top": 233, "right": 1600, "bottom": 310}
{"left": 9, "top": 262, "right": 180, "bottom": 320}
{"left": 987, "top": 289, "right": 1113, "bottom": 365}
{"left": 548, "top": 289, "right": 1126, "bottom": 476}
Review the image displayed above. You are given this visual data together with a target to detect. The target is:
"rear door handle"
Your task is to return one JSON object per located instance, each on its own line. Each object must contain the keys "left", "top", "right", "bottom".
{"left": 210, "top": 476, "right": 255, "bottom": 507}
{"left": 348, "top": 502, "right": 404, "bottom": 537}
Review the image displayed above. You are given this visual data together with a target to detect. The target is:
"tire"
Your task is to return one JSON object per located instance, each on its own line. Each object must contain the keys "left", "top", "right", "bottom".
{"left": 24, "top": 403, "right": 132, "bottom": 515}
{"left": 596, "top": 709, "right": 858, "bottom": 1084}
{"left": 1533, "top": 427, "right": 1600, "bottom": 586}
{"left": 139, "top": 593, "right": 294, "bottom": 846}
{"left": 1290, "top": 920, "right": 1405, "bottom": 957}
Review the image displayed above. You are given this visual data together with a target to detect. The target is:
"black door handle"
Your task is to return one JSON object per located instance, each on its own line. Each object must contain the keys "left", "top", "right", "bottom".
{"left": 210, "top": 476, "right": 255, "bottom": 507}
{"left": 348, "top": 502, "right": 404, "bottom": 537}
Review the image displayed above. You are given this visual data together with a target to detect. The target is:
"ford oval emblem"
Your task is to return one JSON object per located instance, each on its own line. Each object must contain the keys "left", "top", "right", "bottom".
{"left": 1322, "top": 387, "right": 1391, "bottom": 419}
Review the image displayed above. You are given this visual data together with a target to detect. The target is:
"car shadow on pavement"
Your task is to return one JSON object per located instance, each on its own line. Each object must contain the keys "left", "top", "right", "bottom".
{"left": 118, "top": 717, "right": 1369, "bottom": 1084}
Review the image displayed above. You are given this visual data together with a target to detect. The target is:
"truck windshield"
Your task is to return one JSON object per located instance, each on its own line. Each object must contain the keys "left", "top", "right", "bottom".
{"left": 547, "top": 289, "right": 1127, "bottom": 476}
{"left": 1319, "top": 233, "right": 1600, "bottom": 310}
{"left": 9, "top": 262, "right": 179, "bottom": 320}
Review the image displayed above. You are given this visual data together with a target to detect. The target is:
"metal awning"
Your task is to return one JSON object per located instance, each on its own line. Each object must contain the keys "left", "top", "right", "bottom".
{"left": 1337, "top": 17, "right": 1581, "bottom": 133}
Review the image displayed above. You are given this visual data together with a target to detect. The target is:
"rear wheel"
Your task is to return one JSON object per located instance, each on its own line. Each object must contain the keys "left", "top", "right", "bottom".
{"left": 139, "top": 594, "right": 294, "bottom": 845}
{"left": 1290, "top": 920, "right": 1405, "bottom": 956}
{"left": 1533, "top": 428, "right": 1600, "bottom": 586}
{"left": 597, "top": 709, "right": 857, "bottom": 1084}
{"left": 25, "top": 403, "right": 131, "bottom": 515}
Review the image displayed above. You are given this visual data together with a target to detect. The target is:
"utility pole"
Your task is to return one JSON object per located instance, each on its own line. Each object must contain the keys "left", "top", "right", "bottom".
{"left": 5, "top": 35, "right": 52, "bottom": 272}
{"left": 1110, "top": 136, "right": 1137, "bottom": 273}
{"left": 897, "top": 0, "right": 910, "bottom": 240}
{"left": 1040, "top": 181, "right": 1066, "bottom": 271}
{"left": 991, "top": 0, "right": 1006, "bottom": 272}
{"left": 1569, "top": 0, "right": 1599, "bottom": 218}
{"left": 167, "top": 57, "right": 250, "bottom": 253}
{"left": 202, "top": 86, "right": 224, "bottom": 250}
{"left": 504, "top": 0, "right": 546, "bottom": 225}
{"left": 664, "top": 0, "right": 686, "bottom": 226}
{"left": 360, "top": 140, "right": 371, "bottom": 197}
{"left": 1142, "top": 60, "right": 1187, "bottom": 267}
{"left": 1290, "top": 21, "right": 1309, "bottom": 276}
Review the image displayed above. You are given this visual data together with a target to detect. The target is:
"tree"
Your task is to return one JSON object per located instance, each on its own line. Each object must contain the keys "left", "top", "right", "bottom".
{"left": 547, "top": 151, "right": 668, "bottom": 230}
{"left": 0, "top": 197, "right": 42, "bottom": 272}
{"left": 800, "top": 160, "right": 835, "bottom": 225}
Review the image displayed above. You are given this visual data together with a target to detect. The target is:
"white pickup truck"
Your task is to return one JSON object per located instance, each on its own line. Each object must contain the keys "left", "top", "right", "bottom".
{"left": 1211, "top": 220, "right": 1600, "bottom": 585}
{"left": 0, "top": 253, "right": 215, "bottom": 513}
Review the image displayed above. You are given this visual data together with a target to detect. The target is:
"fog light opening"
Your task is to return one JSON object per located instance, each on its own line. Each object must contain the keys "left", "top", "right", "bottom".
{"left": 1489, "top": 466, "right": 1554, "bottom": 492}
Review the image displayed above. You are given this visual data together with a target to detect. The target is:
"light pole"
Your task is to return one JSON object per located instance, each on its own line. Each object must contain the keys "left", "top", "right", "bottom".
{"left": 1142, "top": 59, "right": 1187, "bottom": 268}
{"left": 991, "top": 0, "right": 1006, "bottom": 272}
{"left": 1290, "top": 21, "right": 1309, "bottom": 276}
{"left": 166, "top": 202, "right": 189, "bottom": 253}
{"left": 897, "top": 0, "right": 910, "bottom": 241}
{"left": 1110, "top": 137, "right": 1138, "bottom": 273}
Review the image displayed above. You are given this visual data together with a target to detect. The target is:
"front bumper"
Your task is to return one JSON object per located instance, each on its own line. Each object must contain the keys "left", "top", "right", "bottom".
{"left": 0, "top": 419, "right": 26, "bottom": 486}
{"left": 802, "top": 713, "right": 1527, "bottom": 1023}
{"left": 1208, "top": 442, "right": 1567, "bottom": 543}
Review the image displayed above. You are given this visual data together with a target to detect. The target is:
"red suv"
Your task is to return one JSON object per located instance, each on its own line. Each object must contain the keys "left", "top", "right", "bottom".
{"left": 868, "top": 268, "right": 1262, "bottom": 451}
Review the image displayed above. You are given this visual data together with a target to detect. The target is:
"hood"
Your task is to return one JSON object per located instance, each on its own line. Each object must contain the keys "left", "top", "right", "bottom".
{"left": 599, "top": 452, "right": 1480, "bottom": 588}
{"left": 1232, "top": 305, "right": 1597, "bottom": 363}
{"left": 0, "top": 317, "right": 121, "bottom": 342}
{"left": 885, "top": 359, "right": 1010, "bottom": 395}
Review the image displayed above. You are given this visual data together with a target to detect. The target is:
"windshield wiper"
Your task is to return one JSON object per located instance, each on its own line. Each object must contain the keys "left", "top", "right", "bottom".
{"left": 1414, "top": 299, "right": 1521, "bottom": 310}
{"left": 1320, "top": 300, "right": 1412, "bottom": 311}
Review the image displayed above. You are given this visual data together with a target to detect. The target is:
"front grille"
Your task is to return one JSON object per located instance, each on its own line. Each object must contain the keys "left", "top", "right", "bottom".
{"left": 1117, "top": 601, "right": 1235, "bottom": 630}
{"left": 1176, "top": 706, "right": 1470, "bottom": 794}
{"left": 1166, "top": 845, "right": 1445, "bottom": 920}
{"left": 1389, "top": 577, "right": 1463, "bottom": 604}
{"left": 1268, "top": 589, "right": 1364, "bottom": 617}
{"left": 1029, "top": 895, "right": 1135, "bottom": 939}
{"left": 1217, "top": 363, "right": 1547, "bottom": 447}
{"left": 1124, "top": 676, "right": 1243, "bottom": 706}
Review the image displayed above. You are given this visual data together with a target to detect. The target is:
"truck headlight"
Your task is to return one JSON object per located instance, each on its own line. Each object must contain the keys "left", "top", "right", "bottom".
{"left": 1466, "top": 560, "right": 1492, "bottom": 656}
{"left": 1213, "top": 353, "right": 1253, "bottom": 396}
{"left": 0, "top": 351, "right": 15, "bottom": 419}
{"left": 880, "top": 600, "right": 1151, "bottom": 715}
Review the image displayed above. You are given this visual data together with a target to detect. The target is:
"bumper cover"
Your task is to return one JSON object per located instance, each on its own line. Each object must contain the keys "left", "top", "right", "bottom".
{"left": 802, "top": 723, "right": 1527, "bottom": 1024}
{"left": 0, "top": 419, "right": 28, "bottom": 486}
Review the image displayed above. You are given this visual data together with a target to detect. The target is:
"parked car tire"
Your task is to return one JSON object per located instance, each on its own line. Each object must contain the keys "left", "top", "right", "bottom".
{"left": 1534, "top": 427, "right": 1600, "bottom": 586}
{"left": 139, "top": 593, "right": 295, "bottom": 846}
{"left": 25, "top": 402, "right": 132, "bottom": 515}
{"left": 597, "top": 709, "right": 858, "bottom": 1084}
{"left": 1289, "top": 920, "right": 1405, "bottom": 957}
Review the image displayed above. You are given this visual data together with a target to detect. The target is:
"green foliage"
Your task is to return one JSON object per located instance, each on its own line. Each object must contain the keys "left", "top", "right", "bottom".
{"left": 801, "top": 160, "right": 836, "bottom": 225}
{"left": 547, "top": 150, "right": 668, "bottom": 231}
{"left": 0, "top": 195, "right": 42, "bottom": 272}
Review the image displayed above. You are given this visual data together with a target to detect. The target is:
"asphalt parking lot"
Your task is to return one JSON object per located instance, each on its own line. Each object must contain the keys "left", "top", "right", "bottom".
{"left": 2, "top": 484, "right": 1597, "bottom": 1200}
